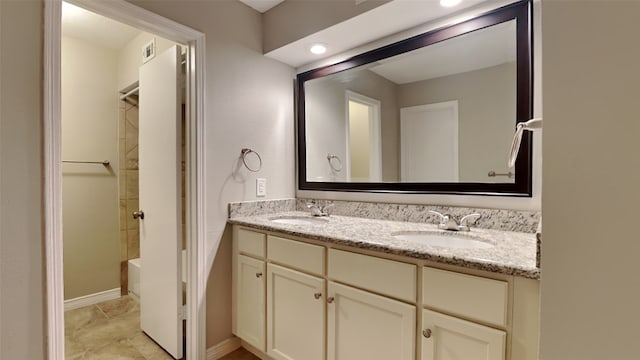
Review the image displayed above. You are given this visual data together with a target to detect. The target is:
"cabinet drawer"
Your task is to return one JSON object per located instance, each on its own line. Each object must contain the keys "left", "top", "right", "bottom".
{"left": 422, "top": 267, "right": 508, "bottom": 327}
{"left": 328, "top": 249, "right": 416, "bottom": 303}
{"left": 268, "top": 235, "right": 325, "bottom": 275}
{"left": 237, "top": 228, "right": 266, "bottom": 258}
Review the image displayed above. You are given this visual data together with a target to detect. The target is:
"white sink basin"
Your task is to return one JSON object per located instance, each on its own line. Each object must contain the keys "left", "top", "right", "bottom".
{"left": 270, "top": 216, "right": 329, "bottom": 225}
{"left": 392, "top": 231, "right": 494, "bottom": 249}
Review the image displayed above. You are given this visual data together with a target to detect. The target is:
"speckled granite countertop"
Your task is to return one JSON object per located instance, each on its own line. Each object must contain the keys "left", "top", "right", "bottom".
{"left": 228, "top": 211, "right": 539, "bottom": 279}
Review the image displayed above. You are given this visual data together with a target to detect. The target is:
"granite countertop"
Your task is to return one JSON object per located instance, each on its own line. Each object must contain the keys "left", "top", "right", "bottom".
{"left": 228, "top": 211, "right": 539, "bottom": 279}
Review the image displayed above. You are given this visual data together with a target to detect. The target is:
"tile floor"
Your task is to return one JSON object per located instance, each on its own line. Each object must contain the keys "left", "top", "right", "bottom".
{"left": 65, "top": 296, "right": 173, "bottom": 359}
{"left": 65, "top": 295, "right": 260, "bottom": 360}
{"left": 218, "top": 348, "right": 260, "bottom": 360}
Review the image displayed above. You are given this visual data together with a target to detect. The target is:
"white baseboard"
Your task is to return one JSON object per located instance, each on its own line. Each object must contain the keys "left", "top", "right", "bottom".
{"left": 64, "top": 288, "right": 121, "bottom": 311}
{"left": 206, "top": 337, "right": 242, "bottom": 360}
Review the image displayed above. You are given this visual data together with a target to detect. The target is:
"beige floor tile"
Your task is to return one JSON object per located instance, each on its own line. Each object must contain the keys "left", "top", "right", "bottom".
{"left": 65, "top": 296, "right": 185, "bottom": 359}
{"left": 97, "top": 295, "right": 139, "bottom": 318}
{"left": 81, "top": 339, "right": 146, "bottom": 360}
{"left": 218, "top": 347, "right": 260, "bottom": 360}
{"left": 127, "top": 333, "right": 173, "bottom": 360}
{"left": 65, "top": 305, "right": 108, "bottom": 336}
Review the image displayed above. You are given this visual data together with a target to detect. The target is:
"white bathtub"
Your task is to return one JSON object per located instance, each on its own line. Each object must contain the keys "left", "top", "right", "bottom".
{"left": 128, "top": 249, "right": 187, "bottom": 298}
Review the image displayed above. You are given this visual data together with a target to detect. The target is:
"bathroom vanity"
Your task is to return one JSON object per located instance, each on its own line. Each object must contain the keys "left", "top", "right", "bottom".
{"left": 229, "top": 211, "right": 539, "bottom": 360}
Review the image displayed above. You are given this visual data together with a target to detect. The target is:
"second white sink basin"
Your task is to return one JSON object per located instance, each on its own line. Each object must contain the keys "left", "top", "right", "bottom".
{"left": 392, "top": 231, "right": 494, "bottom": 249}
{"left": 270, "top": 216, "right": 329, "bottom": 225}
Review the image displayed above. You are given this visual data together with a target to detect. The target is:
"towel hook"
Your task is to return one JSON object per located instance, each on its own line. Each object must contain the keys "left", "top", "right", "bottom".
{"left": 241, "top": 148, "right": 262, "bottom": 172}
{"left": 327, "top": 154, "right": 342, "bottom": 172}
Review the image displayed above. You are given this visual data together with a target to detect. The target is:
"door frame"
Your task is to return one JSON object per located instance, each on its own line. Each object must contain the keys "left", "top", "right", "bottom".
{"left": 44, "top": 1, "right": 207, "bottom": 359}
{"left": 344, "top": 90, "right": 382, "bottom": 182}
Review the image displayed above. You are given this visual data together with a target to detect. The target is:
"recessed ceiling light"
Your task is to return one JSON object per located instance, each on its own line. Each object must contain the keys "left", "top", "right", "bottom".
{"left": 440, "top": 0, "right": 462, "bottom": 7}
{"left": 310, "top": 44, "right": 327, "bottom": 55}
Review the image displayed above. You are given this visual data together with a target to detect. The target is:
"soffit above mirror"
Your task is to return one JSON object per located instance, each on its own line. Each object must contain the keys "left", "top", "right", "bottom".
{"left": 264, "top": 0, "right": 507, "bottom": 68}
{"left": 238, "top": 0, "right": 284, "bottom": 13}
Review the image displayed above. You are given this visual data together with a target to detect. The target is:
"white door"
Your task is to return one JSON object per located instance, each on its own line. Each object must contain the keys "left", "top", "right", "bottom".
{"left": 267, "top": 263, "right": 325, "bottom": 360}
{"left": 138, "top": 45, "right": 183, "bottom": 359}
{"left": 400, "top": 101, "right": 459, "bottom": 182}
{"left": 421, "top": 309, "right": 506, "bottom": 360}
{"left": 236, "top": 255, "right": 266, "bottom": 352}
{"left": 327, "top": 281, "right": 416, "bottom": 360}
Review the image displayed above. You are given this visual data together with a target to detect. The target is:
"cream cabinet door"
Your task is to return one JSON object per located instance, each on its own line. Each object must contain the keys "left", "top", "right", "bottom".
{"left": 267, "top": 264, "right": 325, "bottom": 360}
{"left": 421, "top": 309, "right": 506, "bottom": 360}
{"left": 327, "top": 281, "right": 416, "bottom": 360}
{"left": 236, "top": 255, "right": 266, "bottom": 351}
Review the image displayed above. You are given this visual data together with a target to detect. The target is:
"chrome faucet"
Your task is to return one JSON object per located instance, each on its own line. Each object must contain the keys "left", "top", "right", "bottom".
{"left": 429, "top": 210, "right": 481, "bottom": 232}
{"left": 306, "top": 201, "right": 334, "bottom": 217}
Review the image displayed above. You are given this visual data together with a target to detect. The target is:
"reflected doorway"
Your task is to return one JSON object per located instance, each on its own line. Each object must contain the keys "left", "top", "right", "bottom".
{"left": 345, "top": 91, "right": 382, "bottom": 182}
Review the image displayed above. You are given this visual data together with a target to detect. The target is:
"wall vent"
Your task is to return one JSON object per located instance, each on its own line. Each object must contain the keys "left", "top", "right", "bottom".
{"left": 142, "top": 38, "right": 156, "bottom": 63}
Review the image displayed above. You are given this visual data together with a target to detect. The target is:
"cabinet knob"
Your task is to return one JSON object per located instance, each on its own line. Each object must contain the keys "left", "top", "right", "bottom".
{"left": 327, "top": 297, "right": 335, "bottom": 304}
{"left": 314, "top": 292, "right": 322, "bottom": 300}
{"left": 255, "top": 272, "right": 263, "bottom": 278}
{"left": 422, "top": 329, "right": 432, "bottom": 339}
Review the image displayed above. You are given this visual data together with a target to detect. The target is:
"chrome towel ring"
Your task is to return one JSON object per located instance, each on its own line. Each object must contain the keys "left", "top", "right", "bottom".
{"left": 241, "top": 148, "right": 262, "bottom": 172}
{"left": 327, "top": 154, "right": 342, "bottom": 172}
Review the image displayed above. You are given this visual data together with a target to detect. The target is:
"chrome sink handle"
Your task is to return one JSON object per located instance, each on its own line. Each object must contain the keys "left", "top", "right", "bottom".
{"left": 458, "top": 213, "right": 481, "bottom": 231}
{"left": 321, "top": 203, "right": 335, "bottom": 215}
{"left": 307, "top": 201, "right": 333, "bottom": 217}
{"left": 428, "top": 210, "right": 448, "bottom": 223}
{"left": 429, "top": 210, "right": 458, "bottom": 231}
{"left": 429, "top": 210, "right": 480, "bottom": 232}
{"left": 460, "top": 213, "right": 481, "bottom": 226}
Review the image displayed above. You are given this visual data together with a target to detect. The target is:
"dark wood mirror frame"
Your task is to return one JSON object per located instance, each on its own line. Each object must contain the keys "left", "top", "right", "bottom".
{"left": 297, "top": 0, "right": 533, "bottom": 196}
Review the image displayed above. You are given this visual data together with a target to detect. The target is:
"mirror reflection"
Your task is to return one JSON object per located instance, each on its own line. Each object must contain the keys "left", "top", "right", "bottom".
{"left": 305, "top": 20, "right": 517, "bottom": 184}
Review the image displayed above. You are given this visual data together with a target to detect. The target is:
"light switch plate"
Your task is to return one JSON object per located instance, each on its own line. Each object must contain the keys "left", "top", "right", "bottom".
{"left": 256, "top": 178, "right": 267, "bottom": 197}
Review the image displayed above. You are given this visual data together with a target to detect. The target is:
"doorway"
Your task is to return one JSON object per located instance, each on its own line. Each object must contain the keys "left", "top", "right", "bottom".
{"left": 345, "top": 90, "right": 382, "bottom": 182}
{"left": 44, "top": 1, "right": 206, "bottom": 359}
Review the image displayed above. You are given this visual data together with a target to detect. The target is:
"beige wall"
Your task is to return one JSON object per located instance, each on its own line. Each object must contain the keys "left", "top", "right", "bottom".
{"left": 61, "top": 36, "right": 121, "bottom": 300}
{"left": 540, "top": 1, "right": 640, "bottom": 359}
{"left": 118, "top": 31, "right": 175, "bottom": 91}
{"left": 0, "top": 1, "right": 45, "bottom": 359}
{"left": 398, "top": 62, "right": 516, "bottom": 182}
{"left": 262, "top": 0, "right": 391, "bottom": 53}
{"left": 127, "top": 0, "right": 296, "bottom": 347}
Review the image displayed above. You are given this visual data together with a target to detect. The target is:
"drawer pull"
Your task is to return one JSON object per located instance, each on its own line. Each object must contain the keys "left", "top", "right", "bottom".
{"left": 327, "top": 297, "right": 335, "bottom": 304}
{"left": 314, "top": 292, "right": 322, "bottom": 300}
{"left": 255, "top": 272, "right": 263, "bottom": 278}
{"left": 422, "top": 329, "right": 432, "bottom": 339}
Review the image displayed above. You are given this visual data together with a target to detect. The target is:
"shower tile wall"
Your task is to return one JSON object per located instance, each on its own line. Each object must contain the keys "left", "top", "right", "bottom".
{"left": 119, "top": 99, "right": 140, "bottom": 295}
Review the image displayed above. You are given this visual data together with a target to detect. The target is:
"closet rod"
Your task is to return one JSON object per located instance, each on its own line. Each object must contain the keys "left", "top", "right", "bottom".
{"left": 62, "top": 160, "right": 110, "bottom": 166}
{"left": 119, "top": 86, "right": 139, "bottom": 100}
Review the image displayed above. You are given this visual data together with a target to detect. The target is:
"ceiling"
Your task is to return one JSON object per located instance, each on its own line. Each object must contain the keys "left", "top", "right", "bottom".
{"left": 62, "top": 2, "right": 141, "bottom": 50}
{"left": 369, "top": 20, "right": 516, "bottom": 84}
{"left": 238, "top": 0, "right": 285, "bottom": 13}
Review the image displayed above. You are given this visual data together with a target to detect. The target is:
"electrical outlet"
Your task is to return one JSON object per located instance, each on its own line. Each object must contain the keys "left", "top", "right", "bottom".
{"left": 256, "top": 178, "right": 267, "bottom": 197}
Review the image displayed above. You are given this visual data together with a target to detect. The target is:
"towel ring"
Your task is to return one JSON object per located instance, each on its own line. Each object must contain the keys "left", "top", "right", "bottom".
{"left": 327, "top": 154, "right": 342, "bottom": 172}
{"left": 241, "top": 148, "right": 262, "bottom": 172}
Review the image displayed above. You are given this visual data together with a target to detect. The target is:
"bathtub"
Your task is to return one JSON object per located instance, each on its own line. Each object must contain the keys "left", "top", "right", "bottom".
{"left": 128, "top": 249, "right": 187, "bottom": 298}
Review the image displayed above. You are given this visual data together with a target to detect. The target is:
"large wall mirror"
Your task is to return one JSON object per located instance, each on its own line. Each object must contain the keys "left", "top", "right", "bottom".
{"left": 297, "top": 0, "right": 532, "bottom": 196}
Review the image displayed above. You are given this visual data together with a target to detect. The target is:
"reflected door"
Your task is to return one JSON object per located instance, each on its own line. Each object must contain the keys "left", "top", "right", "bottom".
{"left": 138, "top": 45, "right": 183, "bottom": 359}
{"left": 400, "top": 101, "right": 459, "bottom": 182}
